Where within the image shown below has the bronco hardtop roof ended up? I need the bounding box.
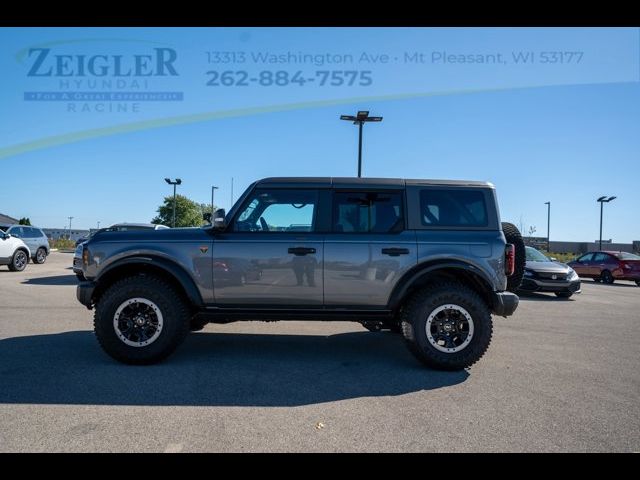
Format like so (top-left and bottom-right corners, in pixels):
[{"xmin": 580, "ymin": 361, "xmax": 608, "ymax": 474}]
[{"xmin": 256, "ymin": 177, "xmax": 494, "ymax": 188}]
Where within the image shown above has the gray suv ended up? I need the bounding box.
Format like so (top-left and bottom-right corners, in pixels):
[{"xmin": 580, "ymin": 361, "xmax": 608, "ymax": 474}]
[
  {"xmin": 76, "ymin": 177, "xmax": 523, "ymax": 370},
  {"xmin": 0, "ymin": 225, "xmax": 49, "ymax": 264}
]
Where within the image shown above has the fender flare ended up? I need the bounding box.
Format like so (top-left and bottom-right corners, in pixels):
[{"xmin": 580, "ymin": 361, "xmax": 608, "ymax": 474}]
[
  {"xmin": 96, "ymin": 255, "xmax": 204, "ymax": 306},
  {"xmin": 387, "ymin": 259, "xmax": 495, "ymax": 310}
]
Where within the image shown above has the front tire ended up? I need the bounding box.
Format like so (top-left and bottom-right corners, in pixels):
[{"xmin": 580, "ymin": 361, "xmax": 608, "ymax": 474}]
[
  {"xmin": 94, "ymin": 275, "xmax": 190, "ymax": 364},
  {"xmin": 34, "ymin": 247, "xmax": 47, "ymax": 264},
  {"xmin": 555, "ymin": 292, "xmax": 573, "ymax": 298},
  {"xmin": 8, "ymin": 249, "xmax": 28, "ymax": 272},
  {"xmin": 601, "ymin": 270, "xmax": 614, "ymax": 284},
  {"xmin": 400, "ymin": 282, "xmax": 492, "ymax": 370}
]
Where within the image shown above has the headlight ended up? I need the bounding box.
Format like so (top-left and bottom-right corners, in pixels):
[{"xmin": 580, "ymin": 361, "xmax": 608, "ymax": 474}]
[{"xmin": 566, "ymin": 268, "xmax": 578, "ymax": 281}]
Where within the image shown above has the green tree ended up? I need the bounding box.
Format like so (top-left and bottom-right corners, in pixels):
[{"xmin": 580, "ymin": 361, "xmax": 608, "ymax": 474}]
[
  {"xmin": 152, "ymin": 194, "xmax": 217, "ymax": 227},
  {"xmin": 18, "ymin": 217, "xmax": 31, "ymax": 225}
]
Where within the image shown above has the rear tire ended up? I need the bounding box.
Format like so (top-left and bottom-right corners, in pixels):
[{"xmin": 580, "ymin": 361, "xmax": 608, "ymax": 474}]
[
  {"xmin": 601, "ymin": 270, "xmax": 614, "ymax": 284},
  {"xmin": 502, "ymin": 222, "xmax": 526, "ymax": 293},
  {"xmin": 8, "ymin": 249, "xmax": 28, "ymax": 272},
  {"xmin": 400, "ymin": 282, "xmax": 492, "ymax": 370},
  {"xmin": 34, "ymin": 247, "xmax": 47, "ymax": 264},
  {"xmin": 94, "ymin": 275, "xmax": 190, "ymax": 364},
  {"xmin": 555, "ymin": 292, "xmax": 573, "ymax": 298}
]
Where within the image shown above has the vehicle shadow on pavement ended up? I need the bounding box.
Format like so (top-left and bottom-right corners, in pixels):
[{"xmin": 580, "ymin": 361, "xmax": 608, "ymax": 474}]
[
  {"xmin": 0, "ymin": 330, "xmax": 468, "ymax": 407},
  {"xmin": 21, "ymin": 275, "xmax": 78, "ymax": 286}
]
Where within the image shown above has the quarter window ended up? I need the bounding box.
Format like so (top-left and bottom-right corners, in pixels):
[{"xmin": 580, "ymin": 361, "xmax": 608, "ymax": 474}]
[{"xmin": 420, "ymin": 189, "xmax": 488, "ymax": 227}]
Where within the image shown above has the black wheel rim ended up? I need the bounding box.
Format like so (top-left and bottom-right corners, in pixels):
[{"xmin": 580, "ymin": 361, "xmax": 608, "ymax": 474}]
[
  {"xmin": 425, "ymin": 304, "xmax": 474, "ymax": 353},
  {"xmin": 113, "ymin": 298, "xmax": 164, "ymax": 347}
]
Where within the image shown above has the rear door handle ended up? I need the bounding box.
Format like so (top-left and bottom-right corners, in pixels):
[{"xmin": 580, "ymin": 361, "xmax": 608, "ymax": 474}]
[
  {"xmin": 288, "ymin": 247, "xmax": 316, "ymax": 256},
  {"xmin": 381, "ymin": 247, "xmax": 410, "ymax": 256}
]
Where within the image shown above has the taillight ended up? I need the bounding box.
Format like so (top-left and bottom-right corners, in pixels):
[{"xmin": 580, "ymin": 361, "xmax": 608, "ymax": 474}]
[{"xmin": 505, "ymin": 244, "xmax": 515, "ymax": 276}]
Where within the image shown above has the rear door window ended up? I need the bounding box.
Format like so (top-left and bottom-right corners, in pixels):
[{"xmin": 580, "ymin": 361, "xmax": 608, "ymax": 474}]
[
  {"xmin": 332, "ymin": 191, "xmax": 404, "ymax": 233},
  {"xmin": 420, "ymin": 189, "xmax": 488, "ymax": 227}
]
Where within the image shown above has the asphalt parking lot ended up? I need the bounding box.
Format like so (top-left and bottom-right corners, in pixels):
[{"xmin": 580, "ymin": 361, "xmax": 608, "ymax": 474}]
[{"xmin": 0, "ymin": 252, "xmax": 638, "ymax": 452}]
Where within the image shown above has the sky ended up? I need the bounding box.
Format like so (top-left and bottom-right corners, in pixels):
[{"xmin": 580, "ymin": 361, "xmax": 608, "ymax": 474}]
[{"xmin": 0, "ymin": 27, "xmax": 638, "ymax": 242}]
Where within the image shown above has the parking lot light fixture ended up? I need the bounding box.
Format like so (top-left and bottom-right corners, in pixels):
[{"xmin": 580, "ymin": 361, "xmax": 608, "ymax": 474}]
[
  {"xmin": 544, "ymin": 202, "xmax": 551, "ymax": 252},
  {"xmin": 340, "ymin": 110, "xmax": 383, "ymax": 178},
  {"xmin": 597, "ymin": 196, "xmax": 617, "ymax": 250},
  {"xmin": 165, "ymin": 178, "xmax": 182, "ymax": 228}
]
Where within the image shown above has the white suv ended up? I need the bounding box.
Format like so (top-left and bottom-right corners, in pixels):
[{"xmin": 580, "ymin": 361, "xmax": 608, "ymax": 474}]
[{"xmin": 0, "ymin": 230, "xmax": 30, "ymax": 271}]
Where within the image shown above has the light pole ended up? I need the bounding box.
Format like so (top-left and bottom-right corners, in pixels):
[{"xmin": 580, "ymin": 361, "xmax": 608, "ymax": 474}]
[
  {"xmin": 597, "ymin": 196, "xmax": 616, "ymax": 250},
  {"xmin": 211, "ymin": 185, "xmax": 219, "ymax": 217},
  {"xmin": 164, "ymin": 178, "xmax": 182, "ymax": 228},
  {"xmin": 340, "ymin": 110, "xmax": 383, "ymax": 177},
  {"xmin": 67, "ymin": 216, "xmax": 73, "ymax": 239},
  {"xmin": 97, "ymin": 221, "xmax": 100, "ymax": 229},
  {"xmin": 544, "ymin": 201, "xmax": 550, "ymax": 252},
  {"xmin": 230, "ymin": 177, "xmax": 234, "ymax": 207}
]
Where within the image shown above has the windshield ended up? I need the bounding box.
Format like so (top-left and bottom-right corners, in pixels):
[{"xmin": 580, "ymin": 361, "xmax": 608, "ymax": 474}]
[
  {"xmin": 0, "ymin": 226, "xmax": 8, "ymax": 232},
  {"xmin": 525, "ymin": 246, "xmax": 550, "ymax": 262},
  {"xmin": 614, "ymin": 252, "xmax": 640, "ymax": 260}
]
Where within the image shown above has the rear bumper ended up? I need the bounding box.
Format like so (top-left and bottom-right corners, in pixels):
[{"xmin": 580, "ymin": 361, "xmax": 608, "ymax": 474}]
[
  {"xmin": 76, "ymin": 281, "xmax": 96, "ymax": 309},
  {"xmin": 491, "ymin": 291, "xmax": 519, "ymax": 317}
]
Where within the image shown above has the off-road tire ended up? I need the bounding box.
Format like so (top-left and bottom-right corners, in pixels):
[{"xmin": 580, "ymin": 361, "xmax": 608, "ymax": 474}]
[
  {"xmin": 400, "ymin": 282, "xmax": 492, "ymax": 370},
  {"xmin": 502, "ymin": 222, "xmax": 526, "ymax": 293},
  {"xmin": 94, "ymin": 275, "xmax": 190, "ymax": 364}
]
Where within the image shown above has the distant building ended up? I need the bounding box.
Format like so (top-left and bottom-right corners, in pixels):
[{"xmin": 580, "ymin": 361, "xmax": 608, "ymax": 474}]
[
  {"xmin": 524, "ymin": 236, "xmax": 640, "ymax": 254},
  {"xmin": 42, "ymin": 228, "xmax": 90, "ymax": 242},
  {"xmin": 0, "ymin": 212, "xmax": 19, "ymax": 225}
]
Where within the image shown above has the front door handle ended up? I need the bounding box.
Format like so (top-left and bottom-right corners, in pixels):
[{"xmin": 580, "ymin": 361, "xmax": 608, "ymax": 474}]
[
  {"xmin": 381, "ymin": 247, "xmax": 410, "ymax": 256},
  {"xmin": 288, "ymin": 247, "xmax": 316, "ymax": 256}
]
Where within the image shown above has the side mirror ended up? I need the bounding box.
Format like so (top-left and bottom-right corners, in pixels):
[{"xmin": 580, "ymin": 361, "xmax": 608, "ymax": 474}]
[
  {"xmin": 213, "ymin": 209, "xmax": 226, "ymax": 230},
  {"xmin": 202, "ymin": 212, "xmax": 212, "ymax": 223}
]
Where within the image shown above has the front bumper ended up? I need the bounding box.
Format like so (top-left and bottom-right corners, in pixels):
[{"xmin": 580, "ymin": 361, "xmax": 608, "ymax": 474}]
[
  {"xmin": 491, "ymin": 291, "xmax": 519, "ymax": 317},
  {"xmin": 519, "ymin": 277, "xmax": 581, "ymax": 294},
  {"xmin": 72, "ymin": 256, "xmax": 83, "ymax": 274},
  {"xmin": 76, "ymin": 281, "xmax": 96, "ymax": 309}
]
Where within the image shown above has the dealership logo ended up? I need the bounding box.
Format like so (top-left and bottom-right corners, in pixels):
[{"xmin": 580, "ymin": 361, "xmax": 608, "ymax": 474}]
[
  {"xmin": 21, "ymin": 44, "xmax": 184, "ymax": 113},
  {"xmin": 26, "ymin": 48, "xmax": 179, "ymax": 77}
]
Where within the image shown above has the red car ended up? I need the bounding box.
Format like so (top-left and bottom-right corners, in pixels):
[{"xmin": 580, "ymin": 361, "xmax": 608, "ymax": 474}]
[{"xmin": 568, "ymin": 251, "xmax": 640, "ymax": 286}]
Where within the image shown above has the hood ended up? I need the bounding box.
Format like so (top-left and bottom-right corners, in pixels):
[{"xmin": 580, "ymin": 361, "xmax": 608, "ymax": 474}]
[
  {"xmin": 89, "ymin": 226, "xmax": 211, "ymax": 243},
  {"xmin": 525, "ymin": 261, "xmax": 570, "ymax": 273}
]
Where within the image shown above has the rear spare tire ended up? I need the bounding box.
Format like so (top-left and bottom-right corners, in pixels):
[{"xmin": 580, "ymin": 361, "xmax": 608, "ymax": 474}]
[{"xmin": 502, "ymin": 222, "xmax": 526, "ymax": 293}]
